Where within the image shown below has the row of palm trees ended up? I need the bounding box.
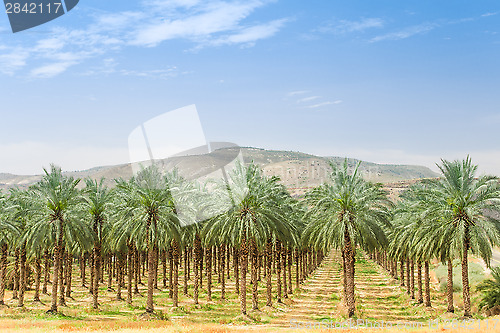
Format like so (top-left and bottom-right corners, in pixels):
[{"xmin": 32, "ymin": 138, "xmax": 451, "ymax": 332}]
[
  {"xmin": 0, "ymin": 156, "xmax": 499, "ymax": 319},
  {"xmin": 0, "ymin": 162, "xmax": 322, "ymax": 316},
  {"xmin": 373, "ymin": 157, "xmax": 500, "ymax": 317}
]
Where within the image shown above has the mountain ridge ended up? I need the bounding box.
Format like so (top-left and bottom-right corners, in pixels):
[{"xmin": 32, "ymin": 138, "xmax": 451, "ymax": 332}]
[{"xmin": 0, "ymin": 147, "xmax": 438, "ymax": 192}]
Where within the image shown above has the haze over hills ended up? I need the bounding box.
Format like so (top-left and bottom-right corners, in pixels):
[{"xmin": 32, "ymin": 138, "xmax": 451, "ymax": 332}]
[{"xmin": 0, "ymin": 147, "xmax": 438, "ymax": 192}]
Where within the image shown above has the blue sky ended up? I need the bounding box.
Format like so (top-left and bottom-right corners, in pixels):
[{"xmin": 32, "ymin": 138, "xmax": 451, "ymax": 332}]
[{"xmin": 1, "ymin": 0, "xmax": 500, "ymax": 175}]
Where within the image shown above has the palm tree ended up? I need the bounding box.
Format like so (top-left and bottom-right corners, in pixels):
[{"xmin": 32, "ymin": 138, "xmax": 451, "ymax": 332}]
[
  {"xmin": 81, "ymin": 178, "xmax": 114, "ymax": 309},
  {"xmin": 0, "ymin": 192, "xmax": 18, "ymax": 306},
  {"xmin": 203, "ymin": 162, "xmax": 296, "ymax": 315},
  {"xmin": 26, "ymin": 165, "xmax": 84, "ymax": 313},
  {"xmin": 304, "ymin": 160, "xmax": 392, "ymax": 317},
  {"xmin": 8, "ymin": 188, "xmax": 35, "ymax": 307},
  {"xmin": 418, "ymin": 157, "xmax": 500, "ymax": 317},
  {"xmin": 113, "ymin": 166, "xmax": 180, "ymax": 313}
]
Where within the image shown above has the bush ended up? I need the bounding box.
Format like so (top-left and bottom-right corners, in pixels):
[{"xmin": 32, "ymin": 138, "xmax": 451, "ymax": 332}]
[{"xmin": 477, "ymin": 267, "xmax": 500, "ymax": 311}]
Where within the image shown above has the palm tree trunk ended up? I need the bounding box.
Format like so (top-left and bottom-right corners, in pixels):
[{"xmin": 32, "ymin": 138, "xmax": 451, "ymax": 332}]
[
  {"xmin": 282, "ymin": 247, "xmax": 287, "ymax": 299},
  {"xmin": 194, "ymin": 234, "xmax": 201, "ymax": 305},
  {"xmin": 107, "ymin": 255, "xmax": 113, "ymax": 291},
  {"xmin": 58, "ymin": 248, "xmax": 66, "ymax": 307},
  {"xmin": 161, "ymin": 250, "xmax": 167, "ymax": 289},
  {"xmin": 206, "ymin": 246, "xmax": 212, "ymax": 301},
  {"xmin": 220, "ymin": 243, "xmax": 226, "ymax": 300},
  {"xmin": 18, "ymin": 244, "xmax": 26, "ymax": 307},
  {"xmin": 234, "ymin": 247, "xmax": 239, "ymax": 294},
  {"xmin": 116, "ymin": 253, "xmax": 123, "ymax": 301},
  {"xmin": 257, "ymin": 252, "xmax": 264, "ymax": 282},
  {"xmin": 92, "ymin": 246, "xmax": 100, "ymax": 309},
  {"xmin": 66, "ymin": 253, "xmax": 73, "ymax": 298},
  {"xmin": 90, "ymin": 254, "xmax": 95, "ymax": 294},
  {"xmin": 127, "ymin": 243, "xmax": 133, "ymax": 305},
  {"xmin": 168, "ymin": 247, "xmax": 173, "ymax": 299},
  {"xmin": 188, "ymin": 247, "xmax": 192, "ymax": 281},
  {"xmin": 80, "ymin": 254, "xmax": 86, "ymax": 287},
  {"xmin": 226, "ymin": 244, "xmax": 230, "ymax": 281},
  {"xmin": 134, "ymin": 248, "xmax": 140, "ymax": 295},
  {"xmin": 405, "ymin": 258, "xmax": 410, "ymax": 295},
  {"xmin": 410, "ymin": 260, "xmax": 415, "ymax": 299},
  {"xmin": 250, "ymin": 238, "xmax": 258, "ymax": 310},
  {"xmin": 34, "ymin": 257, "xmax": 42, "ymax": 302},
  {"xmin": 341, "ymin": 248, "xmax": 346, "ymax": 298},
  {"xmin": 153, "ymin": 247, "xmax": 159, "ymax": 290},
  {"xmin": 13, "ymin": 248, "xmax": 19, "ymax": 299},
  {"xmin": 49, "ymin": 220, "xmax": 63, "ymax": 313},
  {"xmin": 172, "ymin": 239, "xmax": 180, "ymax": 307},
  {"xmin": 0, "ymin": 244, "xmax": 6, "ymax": 305},
  {"xmin": 417, "ymin": 262, "xmax": 423, "ymax": 304},
  {"xmin": 200, "ymin": 247, "xmax": 204, "ymax": 288},
  {"xmin": 240, "ymin": 236, "xmax": 248, "ymax": 315},
  {"xmin": 266, "ymin": 238, "xmax": 272, "ymax": 307},
  {"xmin": 295, "ymin": 249, "xmax": 299, "ymax": 290},
  {"xmin": 43, "ymin": 250, "xmax": 50, "ymax": 294},
  {"xmin": 146, "ymin": 244, "xmax": 155, "ymax": 312},
  {"xmin": 462, "ymin": 240, "xmax": 471, "ymax": 317},
  {"xmin": 213, "ymin": 246, "xmax": 217, "ymax": 276},
  {"xmin": 276, "ymin": 240, "xmax": 282, "ymax": 303},
  {"xmin": 137, "ymin": 251, "xmax": 143, "ymax": 286},
  {"xmin": 344, "ymin": 228, "xmax": 356, "ymax": 318},
  {"xmin": 446, "ymin": 258, "xmax": 454, "ymax": 312},
  {"xmin": 183, "ymin": 247, "xmax": 188, "ymax": 295},
  {"xmin": 424, "ymin": 261, "xmax": 431, "ymax": 307},
  {"xmin": 300, "ymin": 251, "xmax": 305, "ymax": 282},
  {"xmin": 400, "ymin": 260, "xmax": 404, "ymax": 286},
  {"xmin": 287, "ymin": 248, "xmax": 293, "ymax": 295},
  {"xmin": 217, "ymin": 246, "xmax": 221, "ymax": 284}
]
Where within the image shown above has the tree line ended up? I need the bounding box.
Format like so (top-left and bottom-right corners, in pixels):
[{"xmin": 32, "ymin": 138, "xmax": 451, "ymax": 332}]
[{"xmin": 0, "ymin": 156, "xmax": 499, "ymax": 319}]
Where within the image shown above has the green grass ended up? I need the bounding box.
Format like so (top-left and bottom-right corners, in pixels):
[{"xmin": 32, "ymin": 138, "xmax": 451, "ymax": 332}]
[{"xmin": 435, "ymin": 259, "xmax": 486, "ymax": 292}]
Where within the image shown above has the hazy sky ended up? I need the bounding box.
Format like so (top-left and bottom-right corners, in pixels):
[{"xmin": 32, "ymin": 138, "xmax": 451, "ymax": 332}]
[{"xmin": 1, "ymin": 0, "xmax": 500, "ymax": 175}]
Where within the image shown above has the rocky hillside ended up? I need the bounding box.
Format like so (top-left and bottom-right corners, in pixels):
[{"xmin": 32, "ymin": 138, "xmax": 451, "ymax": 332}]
[{"xmin": 0, "ymin": 147, "xmax": 438, "ymax": 192}]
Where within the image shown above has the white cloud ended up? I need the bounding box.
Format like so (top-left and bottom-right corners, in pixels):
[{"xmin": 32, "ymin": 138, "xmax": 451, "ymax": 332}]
[
  {"xmin": 370, "ymin": 12, "xmax": 497, "ymax": 43},
  {"xmin": 30, "ymin": 61, "xmax": 77, "ymax": 78},
  {"xmin": 320, "ymin": 18, "xmax": 384, "ymax": 34},
  {"xmin": 142, "ymin": 0, "xmax": 202, "ymax": 11},
  {"xmin": 287, "ymin": 90, "xmax": 308, "ymax": 96},
  {"xmin": 95, "ymin": 11, "xmax": 145, "ymax": 31},
  {"xmin": 207, "ymin": 18, "xmax": 288, "ymax": 47},
  {"xmin": 130, "ymin": 1, "xmax": 279, "ymax": 47},
  {"xmin": 120, "ymin": 67, "xmax": 178, "ymax": 78},
  {"xmin": 0, "ymin": 50, "xmax": 29, "ymax": 75},
  {"xmin": 297, "ymin": 96, "xmax": 320, "ymax": 103},
  {"xmin": 35, "ymin": 38, "xmax": 65, "ymax": 51},
  {"xmin": 307, "ymin": 100, "xmax": 342, "ymax": 108},
  {"xmin": 0, "ymin": 0, "xmax": 285, "ymax": 78},
  {"xmin": 371, "ymin": 22, "xmax": 438, "ymax": 42}
]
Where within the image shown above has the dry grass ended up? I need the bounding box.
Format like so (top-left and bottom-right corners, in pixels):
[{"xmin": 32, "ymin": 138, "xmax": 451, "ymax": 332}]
[{"xmin": 0, "ymin": 250, "xmax": 498, "ymax": 333}]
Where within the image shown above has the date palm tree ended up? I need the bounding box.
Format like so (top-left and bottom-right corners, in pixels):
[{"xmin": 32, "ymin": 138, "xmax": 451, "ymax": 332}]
[
  {"xmin": 418, "ymin": 157, "xmax": 500, "ymax": 317},
  {"xmin": 204, "ymin": 162, "xmax": 296, "ymax": 315},
  {"xmin": 113, "ymin": 165, "xmax": 180, "ymax": 314},
  {"xmin": 26, "ymin": 165, "xmax": 85, "ymax": 313},
  {"xmin": 0, "ymin": 192, "xmax": 18, "ymax": 306},
  {"xmin": 304, "ymin": 160, "xmax": 392, "ymax": 317},
  {"xmin": 80, "ymin": 178, "xmax": 114, "ymax": 309}
]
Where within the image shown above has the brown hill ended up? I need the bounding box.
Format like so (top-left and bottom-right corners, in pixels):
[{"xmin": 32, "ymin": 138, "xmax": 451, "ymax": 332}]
[{"xmin": 0, "ymin": 147, "xmax": 438, "ymax": 192}]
